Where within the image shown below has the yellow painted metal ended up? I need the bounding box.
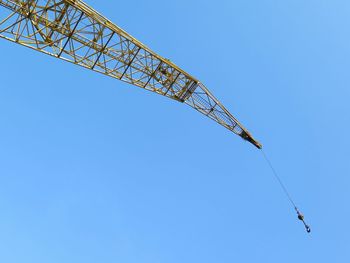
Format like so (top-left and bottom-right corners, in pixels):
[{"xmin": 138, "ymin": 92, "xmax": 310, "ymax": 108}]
[{"xmin": 0, "ymin": 0, "xmax": 261, "ymax": 148}]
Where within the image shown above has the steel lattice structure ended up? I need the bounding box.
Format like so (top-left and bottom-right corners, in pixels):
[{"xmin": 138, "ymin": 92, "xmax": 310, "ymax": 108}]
[{"xmin": 0, "ymin": 0, "xmax": 261, "ymax": 148}]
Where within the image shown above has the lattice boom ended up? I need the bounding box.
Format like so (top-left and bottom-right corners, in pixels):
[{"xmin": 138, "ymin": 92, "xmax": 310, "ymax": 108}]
[{"xmin": 0, "ymin": 0, "xmax": 261, "ymax": 148}]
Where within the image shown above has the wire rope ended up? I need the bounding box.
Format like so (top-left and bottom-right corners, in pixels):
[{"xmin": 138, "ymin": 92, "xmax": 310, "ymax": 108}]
[{"xmin": 260, "ymin": 149, "xmax": 311, "ymax": 233}]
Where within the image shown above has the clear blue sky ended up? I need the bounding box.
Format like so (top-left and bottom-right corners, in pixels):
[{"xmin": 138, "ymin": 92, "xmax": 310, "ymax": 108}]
[{"xmin": 0, "ymin": 0, "xmax": 349, "ymax": 262}]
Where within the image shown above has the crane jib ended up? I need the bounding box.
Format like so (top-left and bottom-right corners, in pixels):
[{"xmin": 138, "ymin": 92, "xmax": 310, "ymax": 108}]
[{"xmin": 0, "ymin": 0, "xmax": 261, "ymax": 148}]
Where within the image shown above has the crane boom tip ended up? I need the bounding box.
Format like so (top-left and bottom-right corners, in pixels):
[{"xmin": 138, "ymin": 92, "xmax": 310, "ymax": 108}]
[{"xmin": 241, "ymin": 131, "xmax": 262, "ymax": 149}]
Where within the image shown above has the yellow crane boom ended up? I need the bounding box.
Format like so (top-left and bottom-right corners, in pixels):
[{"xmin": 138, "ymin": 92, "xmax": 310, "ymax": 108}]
[{"xmin": 0, "ymin": 0, "xmax": 261, "ymax": 148}]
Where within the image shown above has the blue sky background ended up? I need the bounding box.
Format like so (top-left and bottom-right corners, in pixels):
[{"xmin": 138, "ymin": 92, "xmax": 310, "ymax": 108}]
[{"xmin": 0, "ymin": 0, "xmax": 349, "ymax": 262}]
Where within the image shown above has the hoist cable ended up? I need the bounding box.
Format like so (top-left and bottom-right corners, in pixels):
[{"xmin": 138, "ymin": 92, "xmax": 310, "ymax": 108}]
[
  {"xmin": 260, "ymin": 149, "xmax": 311, "ymax": 233},
  {"xmin": 261, "ymin": 150, "xmax": 297, "ymax": 209}
]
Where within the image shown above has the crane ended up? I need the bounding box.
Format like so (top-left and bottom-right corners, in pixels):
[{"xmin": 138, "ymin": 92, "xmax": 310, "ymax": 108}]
[
  {"xmin": 0, "ymin": 0, "xmax": 312, "ymax": 233},
  {"xmin": 0, "ymin": 0, "xmax": 261, "ymax": 149}
]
